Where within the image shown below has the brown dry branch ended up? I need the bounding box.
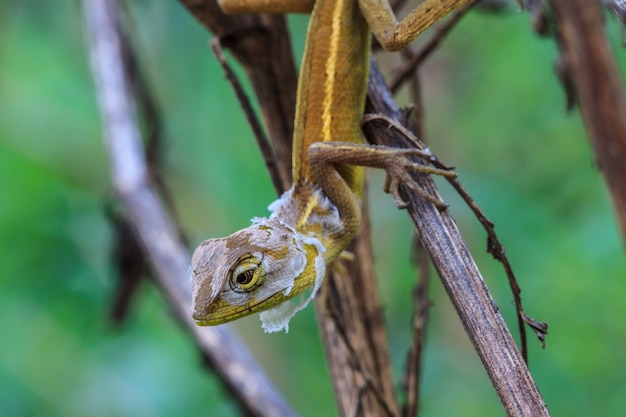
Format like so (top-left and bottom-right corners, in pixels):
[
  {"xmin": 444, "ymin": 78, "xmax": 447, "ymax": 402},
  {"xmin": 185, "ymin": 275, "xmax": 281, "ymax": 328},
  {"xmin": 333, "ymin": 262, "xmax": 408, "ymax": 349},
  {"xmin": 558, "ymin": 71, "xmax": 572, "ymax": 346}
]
[
  {"xmin": 549, "ymin": 0, "xmax": 626, "ymax": 243},
  {"xmin": 395, "ymin": 26, "xmax": 540, "ymax": 410},
  {"xmin": 210, "ymin": 38, "xmax": 284, "ymax": 194},
  {"xmin": 315, "ymin": 195, "xmax": 401, "ymax": 416},
  {"xmin": 364, "ymin": 61, "xmax": 550, "ymax": 417},
  {"xmin": 83, "ymin": 0, "xmax": 297, "ymax": 415}
]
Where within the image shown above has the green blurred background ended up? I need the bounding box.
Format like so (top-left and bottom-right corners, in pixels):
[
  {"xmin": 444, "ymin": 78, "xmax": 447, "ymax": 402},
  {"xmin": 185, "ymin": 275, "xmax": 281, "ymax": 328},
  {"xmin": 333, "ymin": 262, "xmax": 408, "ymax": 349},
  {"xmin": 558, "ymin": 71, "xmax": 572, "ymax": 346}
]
[{"xmin": 1, "ymin": 1, "xmax": 625, "ymax": 416}]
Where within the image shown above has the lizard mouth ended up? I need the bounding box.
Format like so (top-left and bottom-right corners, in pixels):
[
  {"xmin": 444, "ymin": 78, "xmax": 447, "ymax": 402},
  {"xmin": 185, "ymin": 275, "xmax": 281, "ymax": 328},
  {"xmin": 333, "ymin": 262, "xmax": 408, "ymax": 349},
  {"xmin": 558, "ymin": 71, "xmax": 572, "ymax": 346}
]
[{"xmin": 192, "ymin": 289, "xmax": 289, "ymax": 326}]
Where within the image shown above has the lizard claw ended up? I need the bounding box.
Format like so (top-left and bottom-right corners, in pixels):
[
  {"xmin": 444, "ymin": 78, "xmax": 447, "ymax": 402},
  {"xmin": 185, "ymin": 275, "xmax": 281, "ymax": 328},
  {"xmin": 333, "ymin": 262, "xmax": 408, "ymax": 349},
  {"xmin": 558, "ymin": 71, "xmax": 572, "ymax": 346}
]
[
  {"xmin": 382, "ymin": 150, "xmax": 455, "ymax": 210},
  {"xmin": 384, "ymin": 173, "xmax": 410, "ymax": 209}
]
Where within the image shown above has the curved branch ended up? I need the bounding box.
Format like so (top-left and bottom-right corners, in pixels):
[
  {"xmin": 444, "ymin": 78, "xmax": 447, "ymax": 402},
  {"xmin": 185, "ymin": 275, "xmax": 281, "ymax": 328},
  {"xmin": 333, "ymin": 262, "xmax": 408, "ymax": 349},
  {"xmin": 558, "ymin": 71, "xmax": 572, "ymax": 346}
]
[{"xmin": 83, "ymin": 1, "xmax": 297, "ymax": 415}]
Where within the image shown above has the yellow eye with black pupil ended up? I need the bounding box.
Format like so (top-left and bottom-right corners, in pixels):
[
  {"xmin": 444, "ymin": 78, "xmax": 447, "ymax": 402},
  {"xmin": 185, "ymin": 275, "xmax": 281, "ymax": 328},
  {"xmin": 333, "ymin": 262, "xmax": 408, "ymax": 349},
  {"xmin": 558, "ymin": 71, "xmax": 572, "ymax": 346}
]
[
  {"xmin": 230, "ymin": 256, "xmax": 264, "ymax": 293},
  {"xmin": 235, "ymin": 269, "xmax": 255, "ymax": 285}
]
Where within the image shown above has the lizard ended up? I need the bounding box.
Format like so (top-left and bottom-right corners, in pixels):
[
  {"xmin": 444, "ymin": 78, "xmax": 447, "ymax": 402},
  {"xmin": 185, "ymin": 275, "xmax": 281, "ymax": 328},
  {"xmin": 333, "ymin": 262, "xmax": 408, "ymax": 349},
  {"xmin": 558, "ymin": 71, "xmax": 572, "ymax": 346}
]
[{"xmin": 190, "ymin": 0, "xmax": 471, "ymax": 332}]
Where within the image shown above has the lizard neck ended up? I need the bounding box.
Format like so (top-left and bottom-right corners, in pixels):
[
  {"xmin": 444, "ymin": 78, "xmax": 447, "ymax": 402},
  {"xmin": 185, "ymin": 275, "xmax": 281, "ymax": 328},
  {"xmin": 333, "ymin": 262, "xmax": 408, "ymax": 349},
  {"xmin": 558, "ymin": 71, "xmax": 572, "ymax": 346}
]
[{"xmin": 268, "ymin": 178, "xmax": 348, "ymax": 262}]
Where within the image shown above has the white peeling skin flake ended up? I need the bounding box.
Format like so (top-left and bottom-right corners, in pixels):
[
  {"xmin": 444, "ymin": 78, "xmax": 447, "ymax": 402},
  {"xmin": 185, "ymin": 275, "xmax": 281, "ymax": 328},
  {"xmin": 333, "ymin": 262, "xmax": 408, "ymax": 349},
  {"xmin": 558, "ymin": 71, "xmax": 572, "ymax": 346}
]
[{"xmin": 259, "ymin": 235, "xmax": 326, "ymax": 333}]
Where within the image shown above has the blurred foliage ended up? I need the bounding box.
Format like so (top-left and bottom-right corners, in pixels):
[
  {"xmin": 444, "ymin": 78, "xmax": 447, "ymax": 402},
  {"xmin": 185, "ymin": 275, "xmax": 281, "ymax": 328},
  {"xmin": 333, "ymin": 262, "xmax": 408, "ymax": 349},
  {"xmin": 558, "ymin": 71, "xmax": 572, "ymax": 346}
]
[{"xmin": 1, "ymin": 0, "xmax": 625, "ymax": 416}]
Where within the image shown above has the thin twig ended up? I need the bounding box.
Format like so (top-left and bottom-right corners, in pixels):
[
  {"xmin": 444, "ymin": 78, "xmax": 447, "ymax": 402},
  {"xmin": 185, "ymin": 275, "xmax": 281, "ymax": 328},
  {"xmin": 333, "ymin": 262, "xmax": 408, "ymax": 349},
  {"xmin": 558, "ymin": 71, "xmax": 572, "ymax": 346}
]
[
  {"xmin": 177, "ymin": 0, "xmax": 297, "ymax": 189},
  {"xmin": 211, "ymin": 38, "xmax": 284, "ymax": 194},
  {"xmin": 436, "ymin": 165, "xmax": 549, "ymax": 354},
  {"xmin": 118, "ymin": 3, "xmax": 189, "ymax": 241},
  {"xmin": 83, "ymin": 0, "xmax": 297, "ymax": 415}
]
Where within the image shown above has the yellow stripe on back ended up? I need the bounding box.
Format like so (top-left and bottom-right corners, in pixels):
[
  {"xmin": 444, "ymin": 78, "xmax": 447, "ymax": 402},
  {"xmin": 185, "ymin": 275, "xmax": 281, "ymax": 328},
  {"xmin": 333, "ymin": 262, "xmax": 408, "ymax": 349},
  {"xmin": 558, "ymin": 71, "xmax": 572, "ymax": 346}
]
[
  {"xmin": 320, "ymin": 0, "xmax": 346, "ymax": 143},
  {"xmin": 291, "ymin": 0, "xmax": 370, "ymax": 195}
]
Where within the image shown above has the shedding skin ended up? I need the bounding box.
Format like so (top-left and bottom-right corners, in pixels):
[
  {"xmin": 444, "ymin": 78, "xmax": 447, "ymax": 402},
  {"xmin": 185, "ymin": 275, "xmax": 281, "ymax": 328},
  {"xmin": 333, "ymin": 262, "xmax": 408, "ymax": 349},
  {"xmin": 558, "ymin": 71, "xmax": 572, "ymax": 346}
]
[{"xmin": 190, "ymin": 214, "xmax": 326, "ymax": 332}]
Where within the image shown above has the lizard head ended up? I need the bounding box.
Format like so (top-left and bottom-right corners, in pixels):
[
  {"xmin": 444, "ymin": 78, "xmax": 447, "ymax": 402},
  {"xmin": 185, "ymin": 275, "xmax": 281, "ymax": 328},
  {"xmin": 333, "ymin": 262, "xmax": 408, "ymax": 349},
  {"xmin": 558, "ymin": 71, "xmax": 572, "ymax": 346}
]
[{"xmin": 189, "ymin": 218, "xmax": 326, "ymax": 332}]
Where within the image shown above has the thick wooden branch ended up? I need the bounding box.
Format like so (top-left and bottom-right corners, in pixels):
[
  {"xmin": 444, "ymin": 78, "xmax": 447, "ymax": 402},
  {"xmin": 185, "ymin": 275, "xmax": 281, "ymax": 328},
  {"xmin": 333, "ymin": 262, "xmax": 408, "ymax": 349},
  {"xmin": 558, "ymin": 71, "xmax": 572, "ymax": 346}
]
[
  {"xmin": 549, "ymin": 0, "xmax": 626, "ymax": 242},
  {"xmin": 364, "ymin": 61, "xmax": 550, "ymax": 417},
  {"xmin": 83, "ymin": 0, "xmax": 296, "ymax": 415},
  {"xmin": 314, "ymin": 195, "xmax": 400, "ymax": 417}
]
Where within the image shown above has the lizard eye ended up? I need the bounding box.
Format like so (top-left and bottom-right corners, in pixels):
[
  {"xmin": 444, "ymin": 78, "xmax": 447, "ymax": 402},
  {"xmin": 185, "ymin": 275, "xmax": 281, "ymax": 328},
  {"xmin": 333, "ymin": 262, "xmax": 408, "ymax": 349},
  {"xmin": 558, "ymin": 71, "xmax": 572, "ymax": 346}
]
[
  {"xmin": 235, "ymin": 269, "xmax": 254, "ymax": 285},
  {"xmin": 229, "ymin": 255, "xmax": 264, "ymax": 293}
]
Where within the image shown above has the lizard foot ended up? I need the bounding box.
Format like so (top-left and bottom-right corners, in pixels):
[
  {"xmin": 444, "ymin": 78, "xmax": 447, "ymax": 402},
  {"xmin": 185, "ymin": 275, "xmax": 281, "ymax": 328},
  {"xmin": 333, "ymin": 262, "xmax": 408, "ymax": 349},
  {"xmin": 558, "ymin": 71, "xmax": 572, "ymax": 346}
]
[{"xmin": 382, "ymin": 149, "xmax": 456, "ymax": 210}]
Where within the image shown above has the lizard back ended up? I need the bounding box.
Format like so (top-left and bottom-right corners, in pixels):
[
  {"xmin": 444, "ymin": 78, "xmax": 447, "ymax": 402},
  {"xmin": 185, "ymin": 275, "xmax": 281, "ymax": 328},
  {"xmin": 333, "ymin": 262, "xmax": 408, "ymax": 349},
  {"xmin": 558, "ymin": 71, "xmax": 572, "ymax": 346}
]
[{"xmin": 292, "ymin": 0, "xmax": 370, "ymax": 196}]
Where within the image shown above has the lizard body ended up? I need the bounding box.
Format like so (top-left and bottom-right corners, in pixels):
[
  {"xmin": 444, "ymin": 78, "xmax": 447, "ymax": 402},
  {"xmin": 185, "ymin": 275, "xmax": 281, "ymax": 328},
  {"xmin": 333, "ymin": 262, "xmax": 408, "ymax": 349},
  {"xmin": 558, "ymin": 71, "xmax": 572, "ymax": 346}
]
[{"xmin": 191, "ymin": 0, "xmax": 468, "ymax": 332}]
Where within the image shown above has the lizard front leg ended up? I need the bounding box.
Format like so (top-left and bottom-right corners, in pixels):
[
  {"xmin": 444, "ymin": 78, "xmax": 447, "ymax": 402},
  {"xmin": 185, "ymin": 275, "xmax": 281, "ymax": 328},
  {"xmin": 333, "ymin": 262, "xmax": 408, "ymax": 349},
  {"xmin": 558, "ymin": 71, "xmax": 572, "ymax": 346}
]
[{"xmin": 308, "ymin": 141, "xmax": 456, "ymax": 218}]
